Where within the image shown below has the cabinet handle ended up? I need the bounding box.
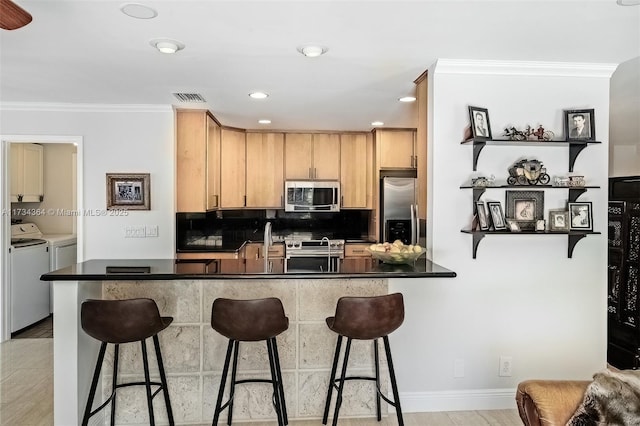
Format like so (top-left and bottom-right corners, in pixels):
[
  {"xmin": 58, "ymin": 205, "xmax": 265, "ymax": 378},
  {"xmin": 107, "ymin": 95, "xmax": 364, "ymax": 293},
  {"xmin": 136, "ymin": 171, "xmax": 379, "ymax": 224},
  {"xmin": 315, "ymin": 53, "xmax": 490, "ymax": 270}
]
[
  {"xmin": 341, "ymin": 195, "xmax": 344, "ymax": 207},
  {"xmin": 17, "ymin": 194, "xmax": 23, "ymax": 202},
  {"xmin": 243, "ymin": 195, "xmax": 246, "ymax": 207},
  {"xmin": 314, "ymin": 168, "xmax": 317, "ymax": 179},
  {"xmin": 39, "ymin": 194, "xmax": 44, "ymax": 202},
  {"xmin": 214, "ymin": 194, "xmax": 218, "ymax": 208},
  {"xmin": 309, "ymin": 167, "xmax": 312, "ymax": 179}
]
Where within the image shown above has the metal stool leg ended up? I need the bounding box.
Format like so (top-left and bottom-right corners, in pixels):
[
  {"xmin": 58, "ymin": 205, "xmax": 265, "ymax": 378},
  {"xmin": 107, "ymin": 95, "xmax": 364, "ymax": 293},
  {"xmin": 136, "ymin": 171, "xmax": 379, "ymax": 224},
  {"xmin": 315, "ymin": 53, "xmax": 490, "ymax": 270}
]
[
  {"xmin": 383, "ymin": 336, "xmax": 404, "ymax": 426},
  {"xmin": 110, "ymin": 344, "xmax": 120, "ymax": 426},
  {"xmin": 374, "ymin": 339, "xmax": 381, "ymax": 421},
  {"xmin": 141, "ymin": 339, "xmax": 156, "ymax": 426},
  {"xmin": 153, "ymin": 334, "xmax": 175, "ymax": 426},
  {"xmin": 267, "ymin": 338, "xmax": 285, "ymax": 426},
  {"xmin": 331, "ymin": 337, "xmax": 352, "ymax": 426},
  {"xmin": 271, "ymin": 337, "xmax": 288, "ymax": 424},
  {"xmin": 322, "ymin": 335, "xmax": 343, "ymax": 424},
  {"xmin": 82, "ymin": 342, "xmax": 108, "ymax": 426},
  {"xmin": 228, "ymin": 340, "xmax": 240, "ymax": 426},
  {"xmin": 213, "ymin": 340, "xmax": 234, "ymax": 426}
]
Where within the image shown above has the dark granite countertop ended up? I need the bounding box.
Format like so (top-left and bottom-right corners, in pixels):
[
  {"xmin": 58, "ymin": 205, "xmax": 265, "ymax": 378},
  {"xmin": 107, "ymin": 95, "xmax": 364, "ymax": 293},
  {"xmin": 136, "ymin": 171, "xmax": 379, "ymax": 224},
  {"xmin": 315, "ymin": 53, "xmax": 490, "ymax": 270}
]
[{"xmin": 41, "ymin": 258, "xmax": 456, "ymax": 281}]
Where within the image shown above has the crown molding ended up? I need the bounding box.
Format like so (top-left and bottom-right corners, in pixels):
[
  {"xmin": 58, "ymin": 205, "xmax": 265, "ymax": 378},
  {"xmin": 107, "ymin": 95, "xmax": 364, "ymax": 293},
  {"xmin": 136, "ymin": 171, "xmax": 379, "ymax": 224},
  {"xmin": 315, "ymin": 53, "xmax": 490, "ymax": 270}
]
[
  {"xmin": 0, "ymin": 102, "xmax": 173, "ymax": 113},
  {"xmin": 433, "ymin": 59, "xmax": 618, "ymax": 78}
]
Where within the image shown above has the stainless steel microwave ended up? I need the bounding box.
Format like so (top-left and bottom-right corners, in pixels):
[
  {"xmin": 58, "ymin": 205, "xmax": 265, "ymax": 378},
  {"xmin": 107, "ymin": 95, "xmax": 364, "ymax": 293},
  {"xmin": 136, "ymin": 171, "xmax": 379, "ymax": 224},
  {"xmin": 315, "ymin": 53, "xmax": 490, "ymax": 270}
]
[{"xmin": 284, "ymin": 180, "xmax": 340, "ymax": 212}]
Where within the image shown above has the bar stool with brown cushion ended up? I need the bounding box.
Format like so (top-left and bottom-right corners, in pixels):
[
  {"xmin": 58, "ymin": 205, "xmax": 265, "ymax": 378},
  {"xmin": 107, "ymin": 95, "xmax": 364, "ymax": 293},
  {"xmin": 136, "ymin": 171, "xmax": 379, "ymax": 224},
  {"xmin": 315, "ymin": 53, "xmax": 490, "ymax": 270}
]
[
  {"xmin": 210, "ymin": 297, "xmax": 289, "ymax": 426},
  {"xmin": 80, "ymin": 298, "xmax": 175, "ymax": 426},
  {"xmin": 322, "ymin": 293, "xmax": 405, "ymax": 426}
]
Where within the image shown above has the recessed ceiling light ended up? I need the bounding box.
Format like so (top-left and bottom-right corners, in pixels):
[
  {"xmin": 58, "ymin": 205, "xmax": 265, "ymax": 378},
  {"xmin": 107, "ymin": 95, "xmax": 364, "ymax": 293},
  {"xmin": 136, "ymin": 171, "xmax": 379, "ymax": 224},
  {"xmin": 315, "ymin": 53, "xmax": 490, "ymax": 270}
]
[
  {"xmin": 120, "ymin": 3, "xmax": 158, "ymax": 19},
  {"xmin": 399, "ymin": 96, "xmax": 416, "ymax": 103},
  {"xmin": 258, "ymin": 119, "xmax": 272, "ymax": 124},
  {"xmin": 297, "ymin": 45, "xmax": 328, "ymax": 57},
  {"xmin": 249, "ymin": 92, "xmax": 269, "ymax": 99},
  {"xmin": 617, "ymin": 0, "xmax": 640, "ymax": 5},
  {"xmin": 149, "ymin": 38, "xmax": 184, "ymax": 54},
  {"xmin": 371, "ymin": 121, "xmax": 384, "ymax": 126}
]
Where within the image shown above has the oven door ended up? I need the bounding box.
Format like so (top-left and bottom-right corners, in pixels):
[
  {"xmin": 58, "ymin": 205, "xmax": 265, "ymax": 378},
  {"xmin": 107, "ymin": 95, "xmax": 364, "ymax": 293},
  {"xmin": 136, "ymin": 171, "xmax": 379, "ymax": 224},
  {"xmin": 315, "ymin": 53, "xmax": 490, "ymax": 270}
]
[{"xmin": 284, "ymin": 255, "xmax": 340, "ymax": 273}]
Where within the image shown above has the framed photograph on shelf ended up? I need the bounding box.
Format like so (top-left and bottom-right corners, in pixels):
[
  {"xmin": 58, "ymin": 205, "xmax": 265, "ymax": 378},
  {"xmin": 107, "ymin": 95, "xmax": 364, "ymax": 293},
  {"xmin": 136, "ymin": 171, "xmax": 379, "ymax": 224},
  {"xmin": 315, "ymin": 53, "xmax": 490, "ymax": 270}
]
[
  {"xmin": 468, "ymin": 106, "xmax": 492, "ymax": 140},
  {"xmin": 505, "ymin": 190, "xmax": 544, "ymax": 230},
  {"xmin": 487, "ymin": 201, "xmax": 506, "ymax": 230},
  {"xmin": 106, "ymin": 173, "xmax": 150, "ymax": 210},
  {"xmin": 548, "ymin": 209, "xmax": 569, "ymax": 231},
  {"xmin": 564, "ymin": 108, "xmax": 595, "ymax": 141},
  {"xmin": 506, "ymin": 219, "xmax": 521, "ymax": 232},
  {"xmin": 475, "ymin": 201, "xmax": 490, "ymax": 231},
  {"xmin": 568, "ymin": 201, "xmax": 593, "ymax": 231}
]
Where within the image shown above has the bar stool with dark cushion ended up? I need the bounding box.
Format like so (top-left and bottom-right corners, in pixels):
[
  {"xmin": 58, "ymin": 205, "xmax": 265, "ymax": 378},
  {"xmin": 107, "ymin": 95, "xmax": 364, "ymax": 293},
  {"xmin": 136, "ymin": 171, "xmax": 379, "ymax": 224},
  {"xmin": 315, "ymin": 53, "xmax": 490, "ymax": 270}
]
[
  {"xmin": 210, "ymin": 297, "xmax": 289, "ymax": 426},
  {"xmin": 322, "ymin": 293, "xmax": 405, "ymax": 426},
  {"xmin": 80, "ymin": 298, "xmax": 175, "ymax": 426}
]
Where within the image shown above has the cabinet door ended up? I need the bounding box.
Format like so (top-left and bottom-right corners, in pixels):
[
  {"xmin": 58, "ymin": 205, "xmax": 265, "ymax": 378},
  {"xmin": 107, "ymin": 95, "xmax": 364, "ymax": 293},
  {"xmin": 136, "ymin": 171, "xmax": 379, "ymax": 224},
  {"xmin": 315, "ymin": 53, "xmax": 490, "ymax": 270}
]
[
  {"xmin": 378, "ymin": 130, "xmax": 416, "ymax": 169},
  {"xmin": 22, "ymin": 144, "xmax": 44, "ymax": 201},
  {"xmin": 415, "ymin": 75, "xmax": 428, "ymax": 219},
  {"xmin": 246, "ymin": 133, "xmax": 284, "ymax": 208},
  {"xmin": 285, "ymin": 133, "xmax": 313, "ymax": 179},
  {"xmin": 340, "ymin": 134, "xmax": 371, "ymax": 208},
  {"xmin": 176, "ymin": 110, "xmax": 208, "ymax": 212},
  {"xmin": 10, "ymin": 144, "xmax": 24, "ymax": 201},
  {"xmin": 313, "ymin": 134, "xmax": 340, "ymax": 180},
  {"xmin": 220, "ymin": 128, "xmax": 246, "ymax": 208},
  {"xmin": 207, "ymin": 116, "xmax": 221, "ymax": 210}
]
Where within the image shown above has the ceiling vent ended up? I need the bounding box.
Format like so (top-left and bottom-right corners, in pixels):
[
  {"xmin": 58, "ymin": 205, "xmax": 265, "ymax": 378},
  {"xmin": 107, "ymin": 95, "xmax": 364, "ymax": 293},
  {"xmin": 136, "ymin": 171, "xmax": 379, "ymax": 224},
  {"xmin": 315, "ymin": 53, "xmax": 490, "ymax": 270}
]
[{"xmin": 173, "ymin": 93, "xmax": 207, "ymax": 103}]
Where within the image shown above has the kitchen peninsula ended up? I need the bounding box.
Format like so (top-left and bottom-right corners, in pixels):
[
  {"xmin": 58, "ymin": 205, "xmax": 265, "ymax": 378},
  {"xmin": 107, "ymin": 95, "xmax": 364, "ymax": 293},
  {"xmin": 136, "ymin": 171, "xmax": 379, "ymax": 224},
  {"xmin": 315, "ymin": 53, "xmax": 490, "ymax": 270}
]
[{"xmin": 43, "ymin": 258, "xmax": 455, "ymax": 425}]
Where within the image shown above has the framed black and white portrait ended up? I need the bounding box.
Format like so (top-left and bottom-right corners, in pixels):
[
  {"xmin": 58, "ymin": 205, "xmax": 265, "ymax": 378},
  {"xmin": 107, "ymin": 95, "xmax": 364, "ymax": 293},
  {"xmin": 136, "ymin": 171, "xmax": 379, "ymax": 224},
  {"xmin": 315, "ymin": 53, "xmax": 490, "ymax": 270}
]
[
  {"xmin": 568, "ymin": 201, "xmax": 593, "ymax": 231},
  {"xmin": 468, "ymin": 106, "xmax": 492, "ymax": 140},
  {"xmin": 548, "ymin": 209, "xmax": 569, "ymax": 231},
  {"xmin": 564, "ymin": 109, "xmax": 595, "ymax": 141},
  {"xmin": 487, "ymin": 201, "xmax": 506, "ymax": 231},
  {"xmin": 505, "ymin": 190, "xmax": 544, "ymax": 230},
  {"xmin": 475, "ymin": 201, "xmax": 490, "ymax": 231}
]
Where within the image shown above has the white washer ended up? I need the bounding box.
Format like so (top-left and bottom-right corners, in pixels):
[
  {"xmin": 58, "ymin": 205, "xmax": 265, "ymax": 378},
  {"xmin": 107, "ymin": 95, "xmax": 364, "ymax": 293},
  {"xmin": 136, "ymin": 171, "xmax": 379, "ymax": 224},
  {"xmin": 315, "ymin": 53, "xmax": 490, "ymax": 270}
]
[
  {"xmin": 10, "ymin": 223, "xmax": 51, "ymax": 333},
  {"xmin": 41, "ymin": 234, "xmax": 77, "ymax": 313}
]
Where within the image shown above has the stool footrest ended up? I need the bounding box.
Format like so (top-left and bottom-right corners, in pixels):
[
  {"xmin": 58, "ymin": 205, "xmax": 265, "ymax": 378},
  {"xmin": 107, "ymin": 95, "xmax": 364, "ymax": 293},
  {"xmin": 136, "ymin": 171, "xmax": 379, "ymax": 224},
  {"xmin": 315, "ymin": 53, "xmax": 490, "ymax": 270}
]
[
  {"xmin": 331, "ymin": 376, "xmax": 398, "ymax": 407},
  {"xmin": 88, "ymin": 381, "xmax": 166, "ymax": 418}
]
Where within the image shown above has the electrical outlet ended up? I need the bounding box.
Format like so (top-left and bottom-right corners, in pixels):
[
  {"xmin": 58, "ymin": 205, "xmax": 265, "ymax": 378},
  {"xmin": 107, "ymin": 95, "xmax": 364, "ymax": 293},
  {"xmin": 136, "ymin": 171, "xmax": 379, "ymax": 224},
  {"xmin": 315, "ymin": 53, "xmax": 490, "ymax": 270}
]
[
  {"xmin": 124, "ymin": 225, "xmax": 146, "ymax": 238},
  {"xmin": 145, "ymin": 225, "xmax": 158, "ymax": 237},
  {"xmin": 454, "ymin": 359, "xmax": 465, "ymax": 378},
  {"xmin": 499, "ymin": 356, "xmax": 512, "ymax": 377}
]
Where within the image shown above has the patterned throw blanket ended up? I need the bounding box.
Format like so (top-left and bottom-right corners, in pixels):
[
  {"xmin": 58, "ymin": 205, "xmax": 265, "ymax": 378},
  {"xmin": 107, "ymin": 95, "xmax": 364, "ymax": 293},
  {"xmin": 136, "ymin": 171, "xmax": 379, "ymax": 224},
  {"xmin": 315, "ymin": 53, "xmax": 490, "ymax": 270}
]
[{"xmin": 567, "ymin": 369, "xmax": 640, "ymax": 425}]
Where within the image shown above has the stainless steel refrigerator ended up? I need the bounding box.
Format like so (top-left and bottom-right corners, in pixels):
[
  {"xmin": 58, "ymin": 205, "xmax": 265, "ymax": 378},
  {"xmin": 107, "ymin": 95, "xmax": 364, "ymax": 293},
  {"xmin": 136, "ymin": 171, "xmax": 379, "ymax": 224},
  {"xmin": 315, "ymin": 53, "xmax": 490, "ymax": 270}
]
[{"xmin": 380, "ymin": 177, "xmax": 418, "ymax": 245}]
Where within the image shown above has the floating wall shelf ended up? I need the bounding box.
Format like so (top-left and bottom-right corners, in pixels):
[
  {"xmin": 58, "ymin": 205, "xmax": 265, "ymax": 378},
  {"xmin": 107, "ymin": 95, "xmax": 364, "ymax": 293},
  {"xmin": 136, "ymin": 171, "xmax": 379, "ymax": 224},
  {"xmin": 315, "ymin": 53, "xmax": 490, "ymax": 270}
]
[
  {"xmin": 460, "ymin": 139, "xmax": 602, "ymax": 172},
  {"xmin": 460, "ymin": 229, "xmax": 601, "ymax": 259}
]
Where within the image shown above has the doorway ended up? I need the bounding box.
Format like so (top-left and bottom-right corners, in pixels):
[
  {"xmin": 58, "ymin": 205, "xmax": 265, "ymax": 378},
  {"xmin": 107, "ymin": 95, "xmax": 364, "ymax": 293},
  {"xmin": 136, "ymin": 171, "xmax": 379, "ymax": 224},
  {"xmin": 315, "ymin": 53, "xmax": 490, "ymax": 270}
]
[{"xmin": 0, "ymin": 135, "xmax": 84, "ymax": 342}]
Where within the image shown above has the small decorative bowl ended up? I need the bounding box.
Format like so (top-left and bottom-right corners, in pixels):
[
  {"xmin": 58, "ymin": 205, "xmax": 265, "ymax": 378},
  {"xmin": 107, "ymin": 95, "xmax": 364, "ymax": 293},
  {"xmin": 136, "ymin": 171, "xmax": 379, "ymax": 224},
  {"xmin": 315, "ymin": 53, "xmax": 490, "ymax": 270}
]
[{"xmin": 366, "ymin": 248, "xmax": 426, "ymax": 265}]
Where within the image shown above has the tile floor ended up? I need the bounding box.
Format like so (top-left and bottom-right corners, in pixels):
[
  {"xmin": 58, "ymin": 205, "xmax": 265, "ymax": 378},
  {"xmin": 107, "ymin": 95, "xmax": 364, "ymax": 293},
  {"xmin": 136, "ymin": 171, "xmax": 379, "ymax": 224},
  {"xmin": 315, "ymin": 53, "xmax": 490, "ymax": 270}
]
[{"xmin": 0, "ymin": 337, "xmax": 522, "ymax": 425}]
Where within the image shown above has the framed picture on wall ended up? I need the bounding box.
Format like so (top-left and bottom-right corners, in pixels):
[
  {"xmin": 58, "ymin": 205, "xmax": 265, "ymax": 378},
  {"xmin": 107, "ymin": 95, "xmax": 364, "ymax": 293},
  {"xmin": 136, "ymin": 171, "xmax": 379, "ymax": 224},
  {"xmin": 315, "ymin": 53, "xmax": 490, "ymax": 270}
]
[
  {"xmin": 568, "ymin": 202, "xmax": 593, "ymax": 231},
  {"xmin": 468, "ymin": 106, "xmax": 492, "ymax": 140},
  {"xmin": 106, "ymin": 173, "xmax": 150, "ymax": 210},
  {"xmin": 564, "ymin": 108, "xmax": 595, "ymax": 141}
]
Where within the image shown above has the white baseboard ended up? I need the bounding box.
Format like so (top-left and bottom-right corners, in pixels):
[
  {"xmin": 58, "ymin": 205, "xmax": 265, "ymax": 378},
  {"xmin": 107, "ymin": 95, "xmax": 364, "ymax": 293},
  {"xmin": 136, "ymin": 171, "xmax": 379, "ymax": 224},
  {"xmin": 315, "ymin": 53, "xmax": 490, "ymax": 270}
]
[{"xmin": 395, "ymin": 388, "xmax": 518, "ymax": 413}]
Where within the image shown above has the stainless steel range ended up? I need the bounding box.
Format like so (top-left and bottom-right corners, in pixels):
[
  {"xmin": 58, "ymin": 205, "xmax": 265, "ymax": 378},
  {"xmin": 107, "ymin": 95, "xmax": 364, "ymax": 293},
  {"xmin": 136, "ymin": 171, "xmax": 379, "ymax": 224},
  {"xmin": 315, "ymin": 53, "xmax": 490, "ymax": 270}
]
[{"xmin": 284, "ymin": 235, "xmax": 345, "ymax": 273}]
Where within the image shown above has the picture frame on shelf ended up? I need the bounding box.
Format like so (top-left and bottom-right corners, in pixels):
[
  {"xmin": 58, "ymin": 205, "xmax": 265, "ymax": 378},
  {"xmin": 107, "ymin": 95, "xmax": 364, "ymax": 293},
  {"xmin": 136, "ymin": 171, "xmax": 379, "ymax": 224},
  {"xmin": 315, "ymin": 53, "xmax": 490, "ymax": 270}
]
[
  {"xmin": 564, "ymin": 108, "xmax": 595, "ymax": 141},
  {"xmin": 487, "ymin": 201, "xmax": 506, "ymax": 230},
  {"xmin": 475, "ymin": 201, "xmax": 490, "ymax": 231},
  {"xmin": 548, "ymin": 209, "xmax": 569, "ymax": 231},
  {"xmin": 468, "ymin": 106, "xmax": 492, "ymax": 140},
  {"xmin": 106, "ymin": 173, "xmax": 150, "ymax": 210},
  {"xmin": 569, "ymin": 201, "xmax": 593, "ymax": 231},
  {"xmin": 505, "ymin": 190, "xmax": 544, "ymax": 230}
]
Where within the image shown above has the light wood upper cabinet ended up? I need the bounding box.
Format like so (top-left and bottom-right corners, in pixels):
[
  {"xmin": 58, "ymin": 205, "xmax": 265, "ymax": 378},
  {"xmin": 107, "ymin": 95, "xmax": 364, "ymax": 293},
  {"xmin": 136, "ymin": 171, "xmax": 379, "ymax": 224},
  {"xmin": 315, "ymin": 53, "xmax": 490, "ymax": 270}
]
[
  {"xmin": 220, "ymin": 128, "xmax": 246, "ymax": 208},
  {"xmin": 176, "ymin": 110, "xmax": 215, "ymax": 212},
  {"xmin": 285, "ymin": 133, "xmax": 340, "ymax": 180},
  {"xmin": 10, "ymin": 143, "xmax": 44, "ymax": 203},
  {"xmin": 246, "ymin": 132, "xmax": 284, "ymax": 208},
  {"xmin": 340, "ymin": 133, "xmax": 372, "ymax": 209},
  {"xmin": 376, "ymin": 129, "xmax": 417, "ymax": 169},
  {"xmin": 207, "ymin": 116, "xmax": 221, "ymax": 210}
]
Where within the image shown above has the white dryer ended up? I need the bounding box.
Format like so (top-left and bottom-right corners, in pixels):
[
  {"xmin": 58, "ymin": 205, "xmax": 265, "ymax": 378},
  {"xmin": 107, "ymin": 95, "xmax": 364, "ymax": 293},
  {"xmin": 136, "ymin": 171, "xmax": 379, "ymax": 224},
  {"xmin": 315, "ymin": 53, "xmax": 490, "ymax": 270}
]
[{"xmin": 41, "ymin": 234, "xmax": 77, "ymax": 313}]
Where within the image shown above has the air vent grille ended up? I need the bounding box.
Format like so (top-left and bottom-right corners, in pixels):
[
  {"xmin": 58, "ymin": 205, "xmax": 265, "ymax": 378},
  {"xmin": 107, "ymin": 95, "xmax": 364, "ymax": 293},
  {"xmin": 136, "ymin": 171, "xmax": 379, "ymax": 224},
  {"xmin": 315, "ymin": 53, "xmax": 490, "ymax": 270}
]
[{"xmin": 173, "ymin": 93, "xmax": 207, "ymax": 103}]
